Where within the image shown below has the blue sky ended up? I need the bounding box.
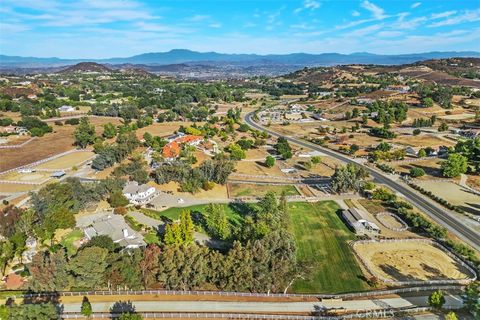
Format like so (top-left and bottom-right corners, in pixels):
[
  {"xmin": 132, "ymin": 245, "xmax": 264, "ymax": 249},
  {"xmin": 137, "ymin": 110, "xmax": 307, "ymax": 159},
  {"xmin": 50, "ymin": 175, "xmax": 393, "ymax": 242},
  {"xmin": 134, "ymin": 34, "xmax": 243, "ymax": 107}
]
[{"xmin": 1, "ymin": 0, "xmax": 479, "ymax": 58}]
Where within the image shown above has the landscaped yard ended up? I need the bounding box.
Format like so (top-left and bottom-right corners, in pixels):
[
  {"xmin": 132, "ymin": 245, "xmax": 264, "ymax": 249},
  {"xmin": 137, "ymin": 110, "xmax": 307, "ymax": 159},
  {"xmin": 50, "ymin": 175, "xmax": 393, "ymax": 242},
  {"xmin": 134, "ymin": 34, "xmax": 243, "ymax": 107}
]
[
  {"xmin": 228, "ymin": 183, "xmax": 300, "ymax": 198},
  {"xmin": 142, "ymin": 204, "xmax": 246, "ymax": 228},
  {"xmin": 288, "ymin": 201, "xmax": 370, "ymax": 293},
  {"xmin": 60, "ymin": 229, "xmax": 84, "ymax": 255}
]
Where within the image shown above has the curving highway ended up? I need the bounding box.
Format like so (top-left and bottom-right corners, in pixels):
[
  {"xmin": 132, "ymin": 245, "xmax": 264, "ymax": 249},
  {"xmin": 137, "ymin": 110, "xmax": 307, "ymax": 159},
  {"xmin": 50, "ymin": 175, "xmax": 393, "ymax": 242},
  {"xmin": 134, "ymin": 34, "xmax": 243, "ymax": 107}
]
[{"xmin": 245, "ymin": 112, "xmax": 480, "ymax": 251}]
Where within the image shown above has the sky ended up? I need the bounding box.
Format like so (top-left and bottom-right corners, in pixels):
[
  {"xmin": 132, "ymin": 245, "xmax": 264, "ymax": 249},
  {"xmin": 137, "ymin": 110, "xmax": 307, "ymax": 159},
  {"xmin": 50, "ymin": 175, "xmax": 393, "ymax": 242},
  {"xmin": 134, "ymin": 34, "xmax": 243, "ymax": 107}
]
[{"xmin": 1, "ymin": 0, "xmax": 480, "ymax": 58}]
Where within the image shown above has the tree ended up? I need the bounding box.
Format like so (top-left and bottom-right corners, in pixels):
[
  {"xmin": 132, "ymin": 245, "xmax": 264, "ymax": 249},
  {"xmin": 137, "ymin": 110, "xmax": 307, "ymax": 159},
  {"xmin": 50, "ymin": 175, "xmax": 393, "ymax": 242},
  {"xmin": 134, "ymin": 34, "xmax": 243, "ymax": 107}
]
[
  {"xmin": 205, "ymin": 204, "xmax": 230, "ymax": 240},
  {"xmin": 413, "ymin": 128, "xmax": 421, "ymax": 136},
  {"xmin": 8, "ymin": 303, "xmax": 59, "ymax": 320},
  {"xmin": 423, "ymin": 97, "xmax": 434, "ymax": 107},
  {"xmin": 441, "ymin": 153, "xmax": 468, "ymax": 178},
  {"xmin": 81, "ymin": 297, "xmax": 92, "ymax": 318},
  {"xmin": 331, "ymin": 164, "xmax": 369, "ymax": 193},
  {"xmin": 74, "ymin": 117, "xmax": 96, "ymax": 148},
  {"xmin": 349, "ymin": 144, "xmax": 359, "ymax": 155},
  {"xmin": 444, "ymin": 312, "xmax": 457, "ymax": 320},
  {"xmin": 438, "ymin": 122, "xmax": 449, "ymax": 132},
  {"xmin": 417, "ymin": 149, "xmax": 427, "ymax": 158},
  {"xmin": 275, "ymin": 137, "xmax": 292, "ymax": 159},
  {"xmin": 69, "ymin": 246, "xmax": 108, "ymax": 289},
  {"xmin": 409, "ymin": 167, "xmax": 425, "ymax": 178},
  {"xmin": 109, "ymin": 191, "xmax": 129, "ymax": 207},
  {"xmin": 265, "ymin": 155, "xmax": 275, "ymax": 168},
  {"xmin": 179, "ymin": 210, "xmax": 194, "ymax": 244},
  {"xmin": 119, "ymin": 313, "xmax": 143, "ymax": 320},
  {"xmin": 227, "ymin": 143, "xmax": 246, "ymax": 160},
  {"xmin": 102, "ymin": 123, "xmax": 117, "ymax": 139},
  {"xmin": 29, "ymin": 250, "xmax": 70, "ymax": 292},
  {"xmin": 428, "ymin": 290, "xmax": 445, "ymax": 310},
  {"xmin": 139, "ymin": 244, "xmax": 161, "ymax": 288},
  {"xmin": 463, "ymin": 283, "xmax": 480, "ymax": 319},
  {"xmin": 311, "ymin": 156, "xmax": 321, "ymax": 164}
]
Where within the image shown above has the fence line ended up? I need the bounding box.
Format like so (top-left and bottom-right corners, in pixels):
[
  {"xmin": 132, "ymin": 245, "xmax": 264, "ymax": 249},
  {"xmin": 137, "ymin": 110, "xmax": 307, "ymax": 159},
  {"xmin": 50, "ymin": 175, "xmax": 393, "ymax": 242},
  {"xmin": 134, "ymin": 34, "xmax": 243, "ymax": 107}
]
[
  {"xmin": 0, "ymin": 149, "xmax": 93, "ymax": 176},
  {"xmin": 8, "ymin": 284, "xmax": 465, "ymax": 302},
  {"xmin": 60, "ymin": 306, "xmax": 443, "ymax": 319},
  {"xmin": 375, "ymin": 212, "xmax": 409, "ymax": 232},
  {"xmin": 0, "ymin": 137, "xmax": 37, "ymax": 149}
]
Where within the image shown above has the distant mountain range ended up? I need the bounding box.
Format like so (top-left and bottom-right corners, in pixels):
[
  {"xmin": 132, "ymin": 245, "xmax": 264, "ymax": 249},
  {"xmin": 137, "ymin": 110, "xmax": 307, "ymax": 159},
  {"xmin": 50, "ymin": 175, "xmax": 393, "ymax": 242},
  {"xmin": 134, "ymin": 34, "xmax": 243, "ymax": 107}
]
[{"xmin": 1, "ymin": 49, "xmax": 480, "ymax": 68}]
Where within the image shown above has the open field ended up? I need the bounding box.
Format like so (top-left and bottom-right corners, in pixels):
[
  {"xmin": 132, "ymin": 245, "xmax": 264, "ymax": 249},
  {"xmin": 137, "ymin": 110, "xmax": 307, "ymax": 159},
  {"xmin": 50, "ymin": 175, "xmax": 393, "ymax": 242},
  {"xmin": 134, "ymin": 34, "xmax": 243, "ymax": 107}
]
[
  {"xmin": 234, "ymin": 159, "xmax": 285, "ymax": 177},
  {"xmin": 378, "ymin": 213, "xmax": 405, "ymax": 230},
  {"xmin": 393, "ymin": 134, "xmax": 454, "ymax": 148},
  {"xmin": 0, "ymin": 183, "xmax": 38, "ymax": 193},
  {"xmin": 392, "ymin": 158, "xmax": 444, "ymax": 179},
  {"xmin": 354, "ymin": 241, "xmax": 473, "ymax": 282},
  {"xmin": 289, "ymin": 201, "xmax": 370, "ymax": 293},
  {"xmin": 227, "ymin": 183, "xmax": 300, "ymax": 198},
  {"xmin": 0, "ymin": 171, "xmax": 50, "ymax": 182},
  {"xmin": 415, "ymin": 180, "xmax": 480, "ymax": 215},
  {"xmin": 0, "ymin": 117, "xmax": 120, "ymax": 172},
  {"xmin": 135, "ymin": 122, "xmax": 202, "ymax": 139},
  {"xmin": 35, "ymin": 151, "xmax": 95, "ymax": 169}
]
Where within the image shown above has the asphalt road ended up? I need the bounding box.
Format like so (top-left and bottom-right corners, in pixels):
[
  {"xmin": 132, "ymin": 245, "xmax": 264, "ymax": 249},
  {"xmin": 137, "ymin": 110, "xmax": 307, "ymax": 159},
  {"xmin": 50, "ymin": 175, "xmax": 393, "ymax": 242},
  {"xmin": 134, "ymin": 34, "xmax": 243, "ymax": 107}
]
[{"xmin": 245, "ymin": 112, "xmax": 480, "ymax": 251}]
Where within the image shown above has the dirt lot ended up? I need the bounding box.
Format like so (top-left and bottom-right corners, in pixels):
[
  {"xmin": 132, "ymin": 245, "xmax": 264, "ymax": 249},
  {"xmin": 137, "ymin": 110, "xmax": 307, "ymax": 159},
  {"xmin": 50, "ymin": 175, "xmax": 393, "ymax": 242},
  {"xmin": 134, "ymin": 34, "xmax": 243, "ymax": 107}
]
[
  {"xmin": 354, "ymin": 241, "xmax": 473, "ymax": 282},
  {"xmin": 135, "ymin": 122, "xmax": 202, "ymax": 139},
  {"xmin": 227, "ymin": 183, "xmax": 300, "ymax": 198},
  {"xmin": 415, "ymin": 180, "xmax": 480, "ymax": 215},
  {"xmin": 378, "ymin": 214, "xmax": 405, "ymax": 230},
  {"xmin": 0, "ymin": 171, "xmax": 50, "ymax": 182},
  {"xmin": 35, "ymin": 151, "xmax": 95, "ymax": 170},
  {"xmin": 0, "ymin": 183, "xmax": 38, "ymax": 193},
  {"xmin": 393, "ymin": 134, "xmax": 454, "ymax": 148},
  {"xmin": 0, "ymin": 117, "xmax": 120, "ymax": 172},
  {"xmin": 392, "ymin": 158, "xmax": 444, "ymax": 179},
  {"xmin": 234, "ymin": 160, "xmax": 285, "ymax": 177}
]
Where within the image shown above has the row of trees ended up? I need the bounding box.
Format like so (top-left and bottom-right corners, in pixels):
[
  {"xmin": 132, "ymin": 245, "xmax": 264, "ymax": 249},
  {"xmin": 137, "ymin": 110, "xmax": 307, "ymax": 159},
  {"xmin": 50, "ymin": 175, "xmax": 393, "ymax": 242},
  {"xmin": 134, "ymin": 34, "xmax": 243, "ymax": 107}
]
[
  {"xmin": 91, "ymin": 132, "xmax": 140, "ymax": 170},
  {"xmin": 154, "ymin": 157, "xmax": 235, "ymax": 193}
]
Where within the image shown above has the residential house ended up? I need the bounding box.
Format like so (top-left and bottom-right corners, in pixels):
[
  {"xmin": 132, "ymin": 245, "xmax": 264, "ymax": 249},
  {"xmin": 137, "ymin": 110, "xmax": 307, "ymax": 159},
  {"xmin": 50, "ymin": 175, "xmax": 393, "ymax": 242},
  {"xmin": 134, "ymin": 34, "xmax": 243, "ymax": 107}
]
[
  {"xmin": 162, "ymin": 134, "xmax": 203, "ymax": 161},
  {"xmin": 122, "ymin": 181, "xmax": 157, "ymax": 205},
  {"xmin": 58, "ymin": 105, "xmax": 75, "ymax": 112},
  {"xmin": 83, "ymin": 213, "xmax": 146, "ymax": 249}
]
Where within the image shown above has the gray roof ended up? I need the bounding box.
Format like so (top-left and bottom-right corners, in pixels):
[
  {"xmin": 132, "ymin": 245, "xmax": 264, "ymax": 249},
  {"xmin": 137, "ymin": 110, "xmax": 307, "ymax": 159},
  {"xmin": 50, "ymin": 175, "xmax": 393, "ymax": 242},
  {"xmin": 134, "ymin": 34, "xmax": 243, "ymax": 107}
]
[
  {"xmin": 123, "ymin": 181, "xmax": 152, "ymax": 195},
  {"xmin": 342, "ymin": 208, "xmax": 364, "ymax": 225},
  {"xmin": 82, "ymin": 213, "xmax": 146, "ymax": 248}
]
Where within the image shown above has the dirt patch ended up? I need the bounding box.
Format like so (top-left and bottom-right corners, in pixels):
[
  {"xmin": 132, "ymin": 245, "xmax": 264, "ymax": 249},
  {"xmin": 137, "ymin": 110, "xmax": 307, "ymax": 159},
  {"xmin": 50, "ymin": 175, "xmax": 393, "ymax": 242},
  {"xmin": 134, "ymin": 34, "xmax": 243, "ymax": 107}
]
[
  {"xmin": 0, "ymin": 117, "xmax": 120, "ymax": 172},
  {"xmin": 35, "ymin": 151, "xmax": 95, "ymax": 170},
  {"xmin": 354, "ymin": 241, "xmax": 473, "ymax": 282}
]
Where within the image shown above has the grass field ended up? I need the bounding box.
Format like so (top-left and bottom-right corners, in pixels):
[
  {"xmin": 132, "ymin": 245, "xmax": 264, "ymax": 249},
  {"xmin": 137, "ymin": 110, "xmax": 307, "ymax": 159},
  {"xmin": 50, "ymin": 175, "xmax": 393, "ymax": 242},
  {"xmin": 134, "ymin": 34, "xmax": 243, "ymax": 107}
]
[
  {"xmin": 60, "ymin": 229, "xmax": 84, "ymax": 256},
  {"xmin": 288, "ymin": 201, "xmax": 370, "ymax": 293},
  {"xmin": 228, "ymin": 183, "xmax": 300, "ymax": 198},
  {"xmin": 142, "ymin": 204, "xmax": 245, "ymax": 227},
  {"xmin": 35, "ymin": 151, "xmax": 94, "ymax": 169}
]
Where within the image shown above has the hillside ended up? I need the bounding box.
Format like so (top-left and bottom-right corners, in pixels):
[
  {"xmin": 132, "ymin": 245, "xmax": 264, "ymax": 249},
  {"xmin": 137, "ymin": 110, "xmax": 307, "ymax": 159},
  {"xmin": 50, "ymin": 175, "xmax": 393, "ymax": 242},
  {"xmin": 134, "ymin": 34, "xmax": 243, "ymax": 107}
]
[{"xmin": 58, "ymin": 62, "xmax": 112, "ymax": 73}]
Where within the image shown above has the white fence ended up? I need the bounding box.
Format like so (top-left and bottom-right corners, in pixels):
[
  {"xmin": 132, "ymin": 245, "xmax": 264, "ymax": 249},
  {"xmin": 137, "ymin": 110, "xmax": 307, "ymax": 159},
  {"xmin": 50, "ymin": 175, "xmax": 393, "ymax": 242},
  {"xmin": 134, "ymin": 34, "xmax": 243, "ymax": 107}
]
[
  {"xmin": 10, "ymin": 284, "xmax": 466, "ymax": 301},
  {"xmin": 351, "ymin": 238, "xmax": 477, "ymax": 286},
  {"xmin": 0, "ymin": 137, "xmax": 37, "ymax": 149},
  {"xmin": 375, "ymin": 212, "xmax": 409, "ymax": 232},
  {"xmin": 60, "ymin": 306, "xmax": 444, "ymax": 319}
]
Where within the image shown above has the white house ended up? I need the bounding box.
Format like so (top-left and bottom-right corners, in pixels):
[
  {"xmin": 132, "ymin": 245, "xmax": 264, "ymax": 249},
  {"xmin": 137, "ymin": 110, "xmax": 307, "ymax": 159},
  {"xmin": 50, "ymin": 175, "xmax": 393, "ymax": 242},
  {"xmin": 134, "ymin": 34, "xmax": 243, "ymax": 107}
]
[
  {"xmin": 122, "ymin": 181, "xmax": 156, "ymax": 205},
  {"xmin": 58, "ymin": 105, "xmax": 75, "ymax": 112}
]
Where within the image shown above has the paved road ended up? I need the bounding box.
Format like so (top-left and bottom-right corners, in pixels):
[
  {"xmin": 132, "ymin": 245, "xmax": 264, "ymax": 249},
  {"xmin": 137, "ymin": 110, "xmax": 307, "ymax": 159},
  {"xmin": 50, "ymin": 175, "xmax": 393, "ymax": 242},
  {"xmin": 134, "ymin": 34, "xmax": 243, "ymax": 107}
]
[
  {"xmin": 245, "ymin": 112, "xmax": 480, "ymax": 251},
  {"xmin": 60, "ymin": 295, "xmax": 463, "ymax": 313}
]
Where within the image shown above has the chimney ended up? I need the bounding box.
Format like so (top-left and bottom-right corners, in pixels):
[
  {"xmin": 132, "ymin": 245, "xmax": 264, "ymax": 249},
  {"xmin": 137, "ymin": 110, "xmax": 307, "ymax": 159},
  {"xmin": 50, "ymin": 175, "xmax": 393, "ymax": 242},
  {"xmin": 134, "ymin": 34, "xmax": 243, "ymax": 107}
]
[{"xmin": 123, "ymin": 228, "xmax": 128, "ymax": 238}]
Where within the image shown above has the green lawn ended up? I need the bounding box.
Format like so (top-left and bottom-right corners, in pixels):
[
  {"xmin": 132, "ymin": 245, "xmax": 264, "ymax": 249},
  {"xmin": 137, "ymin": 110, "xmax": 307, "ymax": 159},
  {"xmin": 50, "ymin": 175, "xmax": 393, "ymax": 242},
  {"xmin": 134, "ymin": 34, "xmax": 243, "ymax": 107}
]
[
  {"xmin": 142, "ymin": 204, "xmax": 246, "ymax": 228},
  {"xmin": 60, "ymin": 229, "xmax": 84, "ymax": 256},
  {"xmin": 288, "ymin": 201, "xmax": 370, "ymax": 294},
  {"xmin": 229, "ymin": 183, "xmax": 299, "ymax": 197}
]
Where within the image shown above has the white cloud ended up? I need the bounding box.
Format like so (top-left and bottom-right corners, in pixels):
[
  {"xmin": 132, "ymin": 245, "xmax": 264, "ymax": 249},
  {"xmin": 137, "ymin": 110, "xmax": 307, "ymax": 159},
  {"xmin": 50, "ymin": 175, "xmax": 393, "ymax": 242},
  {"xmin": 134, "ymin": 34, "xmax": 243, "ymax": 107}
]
[
  {"xmin": 352, "ymin": 10, "xmax": 360, "ymax": 17},
  {"xmin": 189, "ymin": 15, "xmax": 211, "ymax": 22},
  {"xmin": 430, "ymin": 11, "xmax": 457, "ymax": 20},
  {"xmin": 344, "ymin": 23, "xmax": 383, "ymax": 37},
  {"xmin": 411, "ymin": 2, "xmax": 421, "ymax": 9},
  {"xmin": 361, "ymin": 1, "xmax": 386, "ymax": 20},
  {"xmin": 429, "ymin": 9, "xmax": 480, "ymax": 27},
  {"xmin": 294, "ymin": 0, "xmax": 321, "ymax": 14},
  {"xmin": 209, "ymin": 23, "xmax": 222, "ymax": 28},
  {"xmin": 377, "ymin": 30, "xmax": 403, "ymax": 38}
]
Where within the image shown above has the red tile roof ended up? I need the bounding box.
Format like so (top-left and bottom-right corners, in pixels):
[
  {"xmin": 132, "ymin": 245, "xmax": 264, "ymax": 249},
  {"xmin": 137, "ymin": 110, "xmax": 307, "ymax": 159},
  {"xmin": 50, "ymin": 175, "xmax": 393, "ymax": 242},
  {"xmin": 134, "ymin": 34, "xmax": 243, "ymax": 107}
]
[{"xmin": 162, "ymin": 135, "xmax": 202, "ymax": 159}]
